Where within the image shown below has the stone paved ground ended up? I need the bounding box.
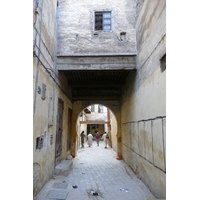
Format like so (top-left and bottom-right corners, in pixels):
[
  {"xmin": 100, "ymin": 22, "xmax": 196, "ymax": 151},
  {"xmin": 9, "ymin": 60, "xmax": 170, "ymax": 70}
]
[{"xmin": 35, "ymin": 140, "xmax": 156, "ymax": 200}]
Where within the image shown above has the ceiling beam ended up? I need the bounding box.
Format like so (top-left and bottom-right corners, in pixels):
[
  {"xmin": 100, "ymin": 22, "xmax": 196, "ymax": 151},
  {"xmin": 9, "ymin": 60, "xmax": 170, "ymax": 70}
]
[
  {"xmin": 57, "ymin": 55, "xmax": 136, "ymax": 70},
  {"xmin": 72, "ymin": 96, "xmax": 121, "ymax": 101},
  {"xmin": 69, "ymin": 82, "xmax": 125, "ymax": 87}
]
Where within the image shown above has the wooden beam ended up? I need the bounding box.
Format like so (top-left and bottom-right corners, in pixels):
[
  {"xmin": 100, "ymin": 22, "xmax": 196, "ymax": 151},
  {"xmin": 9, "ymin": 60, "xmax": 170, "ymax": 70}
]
[
  {"xmin": 72, "ymin": 96, "xmax": 121, "ymax": 101},
  {"xmin": 69, "ymin": 82, "xmax": 124, "ymax": 87}
]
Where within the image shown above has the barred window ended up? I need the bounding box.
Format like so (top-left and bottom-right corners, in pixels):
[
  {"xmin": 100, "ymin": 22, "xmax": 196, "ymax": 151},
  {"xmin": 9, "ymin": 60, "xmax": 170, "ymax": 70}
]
[{"xmin": 95, "ymin": 11, "xmax": 111, "ymax": 31}]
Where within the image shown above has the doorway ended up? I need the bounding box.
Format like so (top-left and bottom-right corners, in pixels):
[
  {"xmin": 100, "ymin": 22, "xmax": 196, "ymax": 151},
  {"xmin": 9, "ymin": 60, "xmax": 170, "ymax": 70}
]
[{"xmin": 55, "ymin": 98, "xmax": 64, "ymax": 158}]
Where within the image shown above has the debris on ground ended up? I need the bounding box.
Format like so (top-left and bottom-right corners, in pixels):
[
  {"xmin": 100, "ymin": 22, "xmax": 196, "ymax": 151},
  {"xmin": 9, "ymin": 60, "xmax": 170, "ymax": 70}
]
[
  {"xmin": 119, "ymin": 188, "xmax": 129, "ymax": 192},
  {"xmin": 93, "ymin": 192, "xmax": 98, "ymax": 196},
  {"xmin": 116, "ymin": 156, "xmax": 122, "ymax": 160},
  {"xmin": 72, "ymin": 185, "xmax": 78, "ymax": 188}
]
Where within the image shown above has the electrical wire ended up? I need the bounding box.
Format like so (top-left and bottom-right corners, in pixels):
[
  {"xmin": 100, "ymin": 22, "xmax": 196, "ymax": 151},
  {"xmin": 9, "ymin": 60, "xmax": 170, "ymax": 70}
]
[
  {"xmin": 33, "ymin": 51, "xmax": 71, "ymax": 101},
  {"xmin": 122, "ymin": 116, "xmax": 166, "ymax": 125}
]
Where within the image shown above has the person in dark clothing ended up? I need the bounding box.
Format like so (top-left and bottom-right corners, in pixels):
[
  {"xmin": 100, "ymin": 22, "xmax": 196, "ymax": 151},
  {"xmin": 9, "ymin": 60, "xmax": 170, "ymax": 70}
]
[{"xmin": 80, "ymin": 131, "xmax": 85, "ymax": 148}]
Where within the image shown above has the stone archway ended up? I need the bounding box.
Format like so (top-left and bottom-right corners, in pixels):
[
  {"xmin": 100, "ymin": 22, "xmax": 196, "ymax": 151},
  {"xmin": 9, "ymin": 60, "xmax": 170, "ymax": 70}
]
[{"xmin": 70, "ymin": 100, "xmax": 121, "ymax": 157}]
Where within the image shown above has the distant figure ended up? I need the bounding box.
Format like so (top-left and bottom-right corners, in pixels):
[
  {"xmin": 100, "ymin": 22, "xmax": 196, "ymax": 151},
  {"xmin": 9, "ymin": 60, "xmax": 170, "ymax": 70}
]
[
  {"xmin": 87, "ymin": 132, "xmax": 93, "ymax": 147},
  {"xmin": 102, "ymin": 132, "xmax": 109, "ymax": 148},
  {"xmin": 80, "ymin": 131, "xmax": 85, "ymax": 148},
  {"xmin": 96, "ymin": 131, "xmax": 100, "ymax": 146}
]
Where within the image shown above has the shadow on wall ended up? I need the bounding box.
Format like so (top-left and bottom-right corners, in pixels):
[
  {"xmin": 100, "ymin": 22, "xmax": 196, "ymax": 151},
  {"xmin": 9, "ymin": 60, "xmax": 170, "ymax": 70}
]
[{"xmin": 122, "ymin": 116, "xmax": 166, "ymax": 198}]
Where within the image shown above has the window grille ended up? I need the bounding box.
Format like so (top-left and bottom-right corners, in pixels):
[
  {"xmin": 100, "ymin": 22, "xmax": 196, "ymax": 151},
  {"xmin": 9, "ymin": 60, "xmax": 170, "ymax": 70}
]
[{"xmin": 95, "ymin": 11, "xmax": 111, "ymax": 31}]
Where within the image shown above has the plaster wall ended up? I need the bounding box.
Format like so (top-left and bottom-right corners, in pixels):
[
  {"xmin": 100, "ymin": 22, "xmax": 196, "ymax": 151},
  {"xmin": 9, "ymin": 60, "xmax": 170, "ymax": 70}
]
[
  {"xmin": 57, "ymin": 0, "xmax": 136, "ymax": 55},
  {"xmin": 121, "ymin": 0, "xmax": 166, "ymax": 198},
  {"xmin": 33, "ymin": 0, "xmax": 72, "ymax": 196},
  {"xmin": 86, "ymin": 112, "xmax": 107, "ymax": 121},
  {"xmin": 110, "ymin": 111, "xmax": 118, "ymax": 153},
  {"xmin": 33, "ymin": 65, "xmax": 72, "ymax": 197}
]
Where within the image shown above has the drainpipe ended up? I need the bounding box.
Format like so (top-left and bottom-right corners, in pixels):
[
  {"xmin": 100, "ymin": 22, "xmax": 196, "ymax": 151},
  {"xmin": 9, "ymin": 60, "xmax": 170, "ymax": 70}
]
[
  {"xmin": 33, "ymin": 0, "xmax": 39, "ymax": 51},
  {"xmin": 54, "ymin": 0, "xmax": 59, "ymax": 167},
  {"xmin": 52, "ymin": 1, "xmax": 59, "ymax": 127},
  {"xmin": 33, "ymin": 0, "xmax": 44, "ymax": 115}
]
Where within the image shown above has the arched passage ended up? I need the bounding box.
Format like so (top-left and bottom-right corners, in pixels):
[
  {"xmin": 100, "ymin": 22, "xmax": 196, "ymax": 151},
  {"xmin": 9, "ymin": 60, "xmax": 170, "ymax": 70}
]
[
  {"xmin": 75, "ymin": 104, "xmax": 118, "ymax": 152},
  {"xmin": 70, "ymin": 101, "xmax": 122, "ymax": 157}
]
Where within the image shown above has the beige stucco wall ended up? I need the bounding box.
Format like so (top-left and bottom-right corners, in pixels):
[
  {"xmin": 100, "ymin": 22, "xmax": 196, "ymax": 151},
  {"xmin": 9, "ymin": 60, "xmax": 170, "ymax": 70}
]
[
  {"xmin": 33, "ymin": 64, "xmax": 72, "ymax": 196},
  {"xmin": 33, "ymin": 0, "xmax": 72, "ymax": 196},
  {"xmin": 121, "ymin": 0, "xmax": 166, "ymax": 198},
  {"xmin": 57, "ymin": 0, "xmax": 136, "ymax": 55},
  {"xmin": 110, "ymin": 110, "xmax": 118, "ymax": 153}
]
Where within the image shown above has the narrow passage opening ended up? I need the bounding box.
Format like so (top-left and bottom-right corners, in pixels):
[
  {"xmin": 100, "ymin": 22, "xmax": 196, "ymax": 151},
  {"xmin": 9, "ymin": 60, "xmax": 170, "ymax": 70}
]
[{"xmin": 76, "ymin": 104, "xmax": 118, "ymax": 153}]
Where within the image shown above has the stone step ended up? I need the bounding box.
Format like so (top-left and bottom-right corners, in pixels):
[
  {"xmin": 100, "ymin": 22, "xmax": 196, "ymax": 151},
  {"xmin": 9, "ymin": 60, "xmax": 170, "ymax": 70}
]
[{"xmin": 54, "ymin": 160, "xmax": 73, "ymax": 176}]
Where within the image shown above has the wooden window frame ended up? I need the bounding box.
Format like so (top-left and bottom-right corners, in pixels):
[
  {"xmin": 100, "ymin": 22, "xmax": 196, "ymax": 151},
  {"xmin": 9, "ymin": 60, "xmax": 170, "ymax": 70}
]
[{"xmin": 94, "ymin": 11, "xmax": 112, "ymax": 31}]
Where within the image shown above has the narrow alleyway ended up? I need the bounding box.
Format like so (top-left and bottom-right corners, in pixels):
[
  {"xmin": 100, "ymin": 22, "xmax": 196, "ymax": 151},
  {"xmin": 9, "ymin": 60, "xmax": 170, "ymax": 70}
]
[{"xmin": 35, "ymin": 141, "xmax": 155, "ymax": 200}]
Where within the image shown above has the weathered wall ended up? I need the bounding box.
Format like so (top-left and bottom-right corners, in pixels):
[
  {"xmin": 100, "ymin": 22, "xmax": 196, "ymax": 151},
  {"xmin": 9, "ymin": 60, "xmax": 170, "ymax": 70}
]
[
  {"xmin": 57, "ymin": 0, "xmax": 136, "ymax": 55},
  {"xmin": 86, "ymin": 112, "xmax": 107, "ymax": 121},
  {"xmin": 121, "ymin": 0, "xmax": 166, "ymax": 198},
  {"xmin": 33, "ymin": 0, "xmax": 72, "ymax": 196}
]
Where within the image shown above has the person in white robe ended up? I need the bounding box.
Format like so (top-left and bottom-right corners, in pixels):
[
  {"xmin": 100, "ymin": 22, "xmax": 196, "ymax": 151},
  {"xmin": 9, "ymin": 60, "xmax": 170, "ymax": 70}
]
[{"xmin": 87, "ymin": 133, "xmax": 93, "ymax": 147}]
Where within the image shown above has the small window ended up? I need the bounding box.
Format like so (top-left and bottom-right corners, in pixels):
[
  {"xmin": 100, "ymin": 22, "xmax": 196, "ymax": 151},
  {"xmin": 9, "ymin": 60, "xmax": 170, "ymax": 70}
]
[
  {"xmin": 36, "ymin": 136, "xmax": 44, "ymax": 149},
  {"xmin": 91, "ymin": 105, "xmax": 95, "ymax": 112},
  {"xmin": 98, "ymin": 105, "xmax": 103, "ymax": 113},
  {"xmin": 160, "ymin": 54, "xmax": 166, "ymax": 72},
  {"xmin": 120, "ymin": 32, "xmax": 126, "ymax": 41},
  {"xmin": 95, "ymin": 11, "xmax": 111, "ymax": 31}
]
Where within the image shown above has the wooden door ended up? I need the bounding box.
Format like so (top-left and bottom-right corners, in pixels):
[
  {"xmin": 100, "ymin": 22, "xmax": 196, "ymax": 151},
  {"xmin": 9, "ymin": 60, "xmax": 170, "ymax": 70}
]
[
  {"xmin": 55, "ymin": 98, "xmax": 64, "ymax": 158},
  {"xmin": 67, "ymin": 107, "xmax": 72, "ymax": 151}
]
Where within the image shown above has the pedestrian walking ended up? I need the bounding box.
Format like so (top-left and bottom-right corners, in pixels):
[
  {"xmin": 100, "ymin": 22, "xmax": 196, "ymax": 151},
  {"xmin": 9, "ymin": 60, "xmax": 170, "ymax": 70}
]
[
  {"xmin": 87, "ymin": 132, "xmax": 93, "ymax": 147},
  {"xmin": 102, "ymin": 132, "xmax": 109, "ymax": 148},
  {"xmin": 80, "ymin": 131, "xmax": 85, "ymax": 148},
  {"xmin": 96, "ymin": 131, "xmax": 100, "ymax": 146}
]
